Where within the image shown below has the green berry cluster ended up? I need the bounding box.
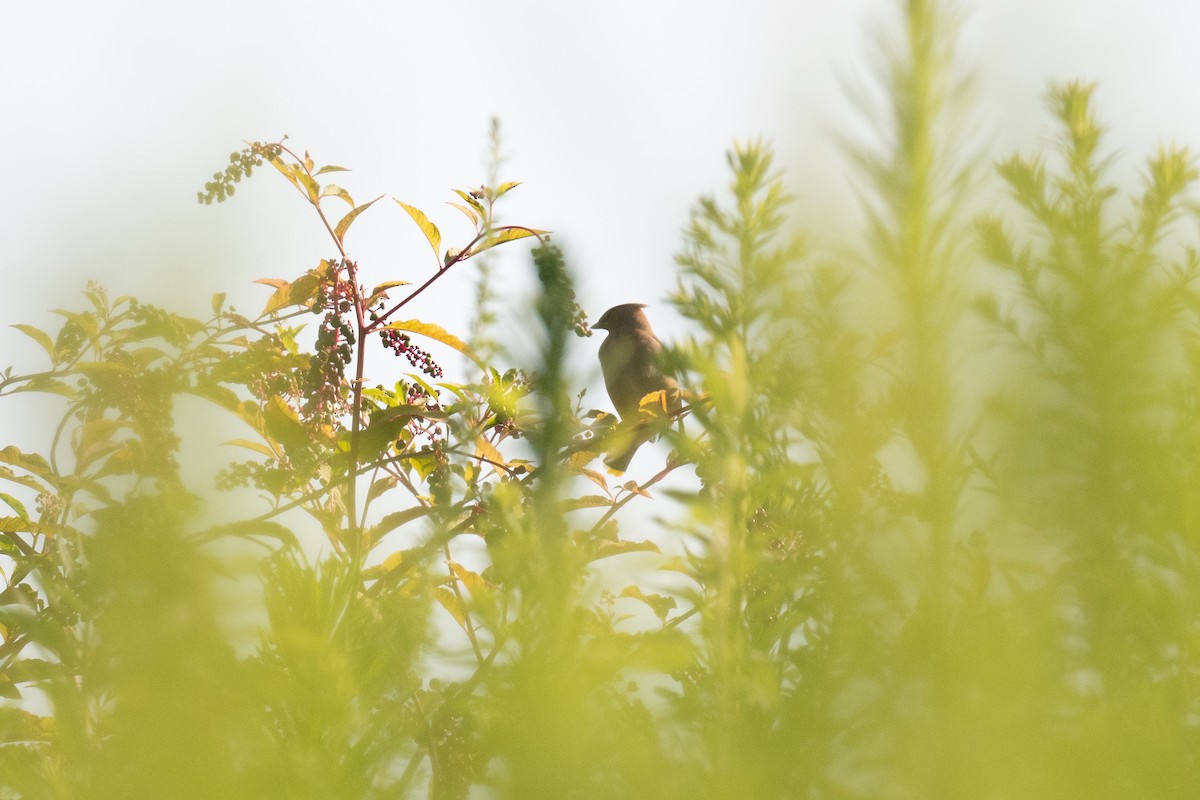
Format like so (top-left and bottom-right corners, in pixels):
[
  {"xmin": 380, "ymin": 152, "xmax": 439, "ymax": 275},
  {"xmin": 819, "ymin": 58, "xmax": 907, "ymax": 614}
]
[{"xmin": 197, "ymin": 141, "xmax": 284, "ymax": 205}]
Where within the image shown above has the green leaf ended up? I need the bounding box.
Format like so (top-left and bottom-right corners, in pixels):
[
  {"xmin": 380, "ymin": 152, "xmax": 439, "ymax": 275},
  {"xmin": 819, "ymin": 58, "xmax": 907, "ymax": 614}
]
[
  {"xmin": 562, "ymin": 495, "xmax": 613, "ymax": 511},
  {"xmin": 335, "ymin": 194, "xmax": 384, "ymax": 245},
  {"xmin": 0, "ymin": 447, "xmax": 54, "ymax": 483},
  {"xmin": 264, "ymin": 396, "xmax": 310, "ymax": 452},
  {"xmin": 0, "ymin": 493, "xmax": 30, "ymax": 520},
  {"xmin": 590, "ymin": 538, "xmax": 661, "ymax": 562},
  {"xmin": 211, "ymin": 292, "xmax": 227, "ymax": 315},
  {"xmin": 359, "ymin": 405, "xmax": 445, "ymax": 462},
  {"xmin": 0, "ymin": 515, "xmax": 35, "ymax": 534},
  {"xmin": 73, "ymin": 360, "xmax": 135, "ymax": 379},
  {"xmin": 51, "ymin": 308, "xmax": 99, "ymax": 339},
  {"xmin": 0, "ymin": 466, "xmax": 46, "ymax": 493},
  {"xmin": 395, "ymin": 200, "xmax": 443, "ymax": 262},
  {"xmin": 223, "ymin": 438, "xmax": 277, "ymax": 458},
  {"xmin": 314, "ymin": 164, "xmax": 351, "ymax": 176},
  {"xmin": 197, "ymin": 519, "xmax": 298, "ymax": 546},
  {"xmin": 10, "ymin": 376, "xmax": 76, "ymax": 399},
  {"xmin": 10, "ymin": 324, "xmax": 56, "ymax": 363},
  {"xmin": 619, "ymin": 585, "xmax": 678, "ymax": 622},
  {"xmin": 365, "ymin": 507, "xmax": 431, "ymax": 545},
  {"xmin": 187, "ymin": 382, "xmax": 241, "ymax": 413}
]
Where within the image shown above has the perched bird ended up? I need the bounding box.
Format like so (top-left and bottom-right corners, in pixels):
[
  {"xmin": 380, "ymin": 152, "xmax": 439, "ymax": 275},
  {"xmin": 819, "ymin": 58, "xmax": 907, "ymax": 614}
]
[{"xmin": 593, "ymin": 303, "xmax": 678, "ymax": 472}]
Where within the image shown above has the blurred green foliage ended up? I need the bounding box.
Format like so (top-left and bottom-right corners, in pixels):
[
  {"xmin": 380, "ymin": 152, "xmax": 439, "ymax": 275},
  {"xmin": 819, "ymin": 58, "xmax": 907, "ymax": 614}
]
[{"xmin": 3, "ymin": 1, "xmax": 1200, "ymax": 798}]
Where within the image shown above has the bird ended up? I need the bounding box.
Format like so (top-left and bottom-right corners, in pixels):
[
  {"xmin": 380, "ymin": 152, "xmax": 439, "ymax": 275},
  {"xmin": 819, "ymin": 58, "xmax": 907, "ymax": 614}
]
[{"xmin": 593, "ymin": 303, "xmax": 678, "ymax": 472}]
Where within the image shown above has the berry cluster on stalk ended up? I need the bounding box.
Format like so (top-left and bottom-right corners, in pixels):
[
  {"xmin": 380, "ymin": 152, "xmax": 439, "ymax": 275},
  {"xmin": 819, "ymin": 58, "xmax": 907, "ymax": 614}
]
[
  {"xmin": 370, "ymin": 303, "xmax": 444, "ymax": 378},
  {"xmin": 303, "ymin": 262, "xmax": 356, "ymax": 428}
]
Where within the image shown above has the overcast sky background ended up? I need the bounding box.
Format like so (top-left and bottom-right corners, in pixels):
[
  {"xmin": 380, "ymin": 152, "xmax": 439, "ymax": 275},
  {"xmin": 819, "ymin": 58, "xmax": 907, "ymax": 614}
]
[{"xmin": 4, "ymin": 0, "xmax": 1200, "ymax": 418}]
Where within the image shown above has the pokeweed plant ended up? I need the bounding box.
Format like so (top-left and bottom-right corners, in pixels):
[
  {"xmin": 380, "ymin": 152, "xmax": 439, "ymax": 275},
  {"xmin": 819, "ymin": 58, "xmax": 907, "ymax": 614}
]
[{"xmin": 0, "ymin": 135, "xmax": 693, "ymax": 799}]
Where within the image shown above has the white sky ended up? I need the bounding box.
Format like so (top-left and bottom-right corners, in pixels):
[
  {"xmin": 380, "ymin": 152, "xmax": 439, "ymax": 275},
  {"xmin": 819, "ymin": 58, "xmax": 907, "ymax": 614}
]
[{"xmin": 3, "ymin": 0, "xmax": 1200, "ymax": 398}]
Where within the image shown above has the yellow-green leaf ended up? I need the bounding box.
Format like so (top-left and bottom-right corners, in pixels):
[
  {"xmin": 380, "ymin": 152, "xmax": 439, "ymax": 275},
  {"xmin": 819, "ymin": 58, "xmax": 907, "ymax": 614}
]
[
  {"xmin": 371, "ymin": 280, "xmax": 412, "ymax": 295},
  {"xmin": 365, "ymin": 506, "xmax": 431, "ymax": 545},
  {"xmin": 494, "ymin": 180, "xmax": 522, "ymax": 198},
  {"xmin": 451, "ymin": 188, "xmax": 486, "ymax": 217},
  {"xmin": 363, "ymin": 549, "xmax": 409, "ymax": 580},
  {"xmin": 591, "ymin": 538, "xmax": 661, "ymax": 562},
  {"xmin": 471, "ymin": 226, "xmax": 547, "ymax": 256},
  {"xmin": 619, "ymin": 585, "xmax": 677, "ymax": 622},
  {"xmin": 10, "ymin": 324, "xmax": 56, "ymax": 363},
  {"xmin": 268, "ymin": 156, "xmax": 302, "ymax": 192},
  {"xmin": 264, "ymin": 396, "xmax": 309, "ymax": 451},
  {"xmin": 562, "ymin": 495, "xmax": 613, "ymax": 511},
  {"xmin": 380, "ymin": 320, "xmax": 471, "ymax": 356},
  {"xmin": 433, "ymin": 586, "xmax": 469, "ymax": 631},
  {"xmin": 395, "ymin": 200, "xmax": 442, "ymax": 262},
  {"xmin": 335, "ymin": 194, "xmax": 383, "ymax": 245},
  {"xmin": 448, "ymin": 561, "xmax": 494, "ymax": 595},
  {"xmin": 257, "ymin": 272, "xmax": 322, "ymax": 316},
  {"xmin": 73, "ymin": 361, "xmax": 135, "ymax": 378},
  {"xmin": 314, "ymin": 164, "xmax": 350, "ymax": 176},
  {"xmin": 320, "ymin": 183, "xmax": 355, "ymax": 207},
  {"xmin": 446, "ymin": 202, "xmax": 480, "ymax": 228},
  {"xmin": 296, "ymin": 170, "xmax": 320, "ymax": 203},
  {"xmin": 223, "ymin": 438, "xmax": 277, "ymax": 458},
  {"xmin": 475, "ymin": 436, "xmax": 505, "ymax": 474},
  {"xmin": 366, "ymin": 278, "xmax": 412, "ymax": 306}
]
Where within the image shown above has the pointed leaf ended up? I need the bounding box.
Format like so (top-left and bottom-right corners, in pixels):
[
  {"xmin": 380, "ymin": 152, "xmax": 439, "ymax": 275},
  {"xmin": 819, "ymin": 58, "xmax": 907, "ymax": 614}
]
[
  {"xmin": 365, "ymin": 506, "xmax": 431, "ymax": 545},
  {"xmin": 619, "ymin": 585, "xmax": 677, "ymax": 622},
  {"xmin": 0, "ymin": 447, "xmax": 54, "ymax": 483},
  {"xmin": 433, "ymin": 586, "xmax": 469, "ymax": 631},
  {"xmin": 366, "ymin": 278, "xmax": 412, "ymax": 306},
  {"xmin": 257, "ymin": 272, "xmax": 322, "ymax": 316},
  {"xmin": 471, "ymin": 226, "xmax": 547, "ymax": 256},
  {"xmin": 562, "ymin": 495, "xmax": 613, "ymax": 511},
  {"xmin": 581, "ymin": 467, "xmax": 610, "ymax": 493},
  {"xmin": 335, "ymin": 194, "xmax": 384, "ymax": 245},
  {"xmin": 363, "ymin": 549, "xmax": 411, "ymax": 580},
  {"xmin": 494, "ymin": 180, "xmax": 522, "ymax": 198},
  {"xmin": 320, "ymin": 183, "xmax": 355, "ymax": 207},
  {"xmin": 448, "ymin": 561, "xmax": 495, "ymax": 595},
  {"xmin": 264, "ymin": 396, "xmax": 309, "ymax": 451},
  {"xmin": 314, "ymin": 164, "xmax": 351, "ymax": 176},
  {"xmin": 10, "ymin": 325, "xmax": 56, "ymax": 362},
  {"xmin": 395, "ymin": 200, "xmax": 442, "ymax": 261},
  {"xmin": 446, "ymin": 202, "xmax": 481, "ymax": 228},
  {"xmin": 475, "ymin": 436, "xmax": 506, "ymax": 475},
  {"xmin": 591, "ymin": 538, "xmax": 661, "ymax": 562},
  {"xmin": 451, "ymin": 188, "xmax": 486, "ymax": 217},
  {"xmin": 380, "ymin": 320, "xmax": 471, "ymax": 356},
  {"xmin": 0, "ymin": 493, "xmax": 29, "ymax": 520},
  {"xmin": 223, "ymin": 438, "xmax": 277, "ymax": 458},
  {"xmin": 268, "ymin": 156, "xmax": 302, "ymax": 192}
]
